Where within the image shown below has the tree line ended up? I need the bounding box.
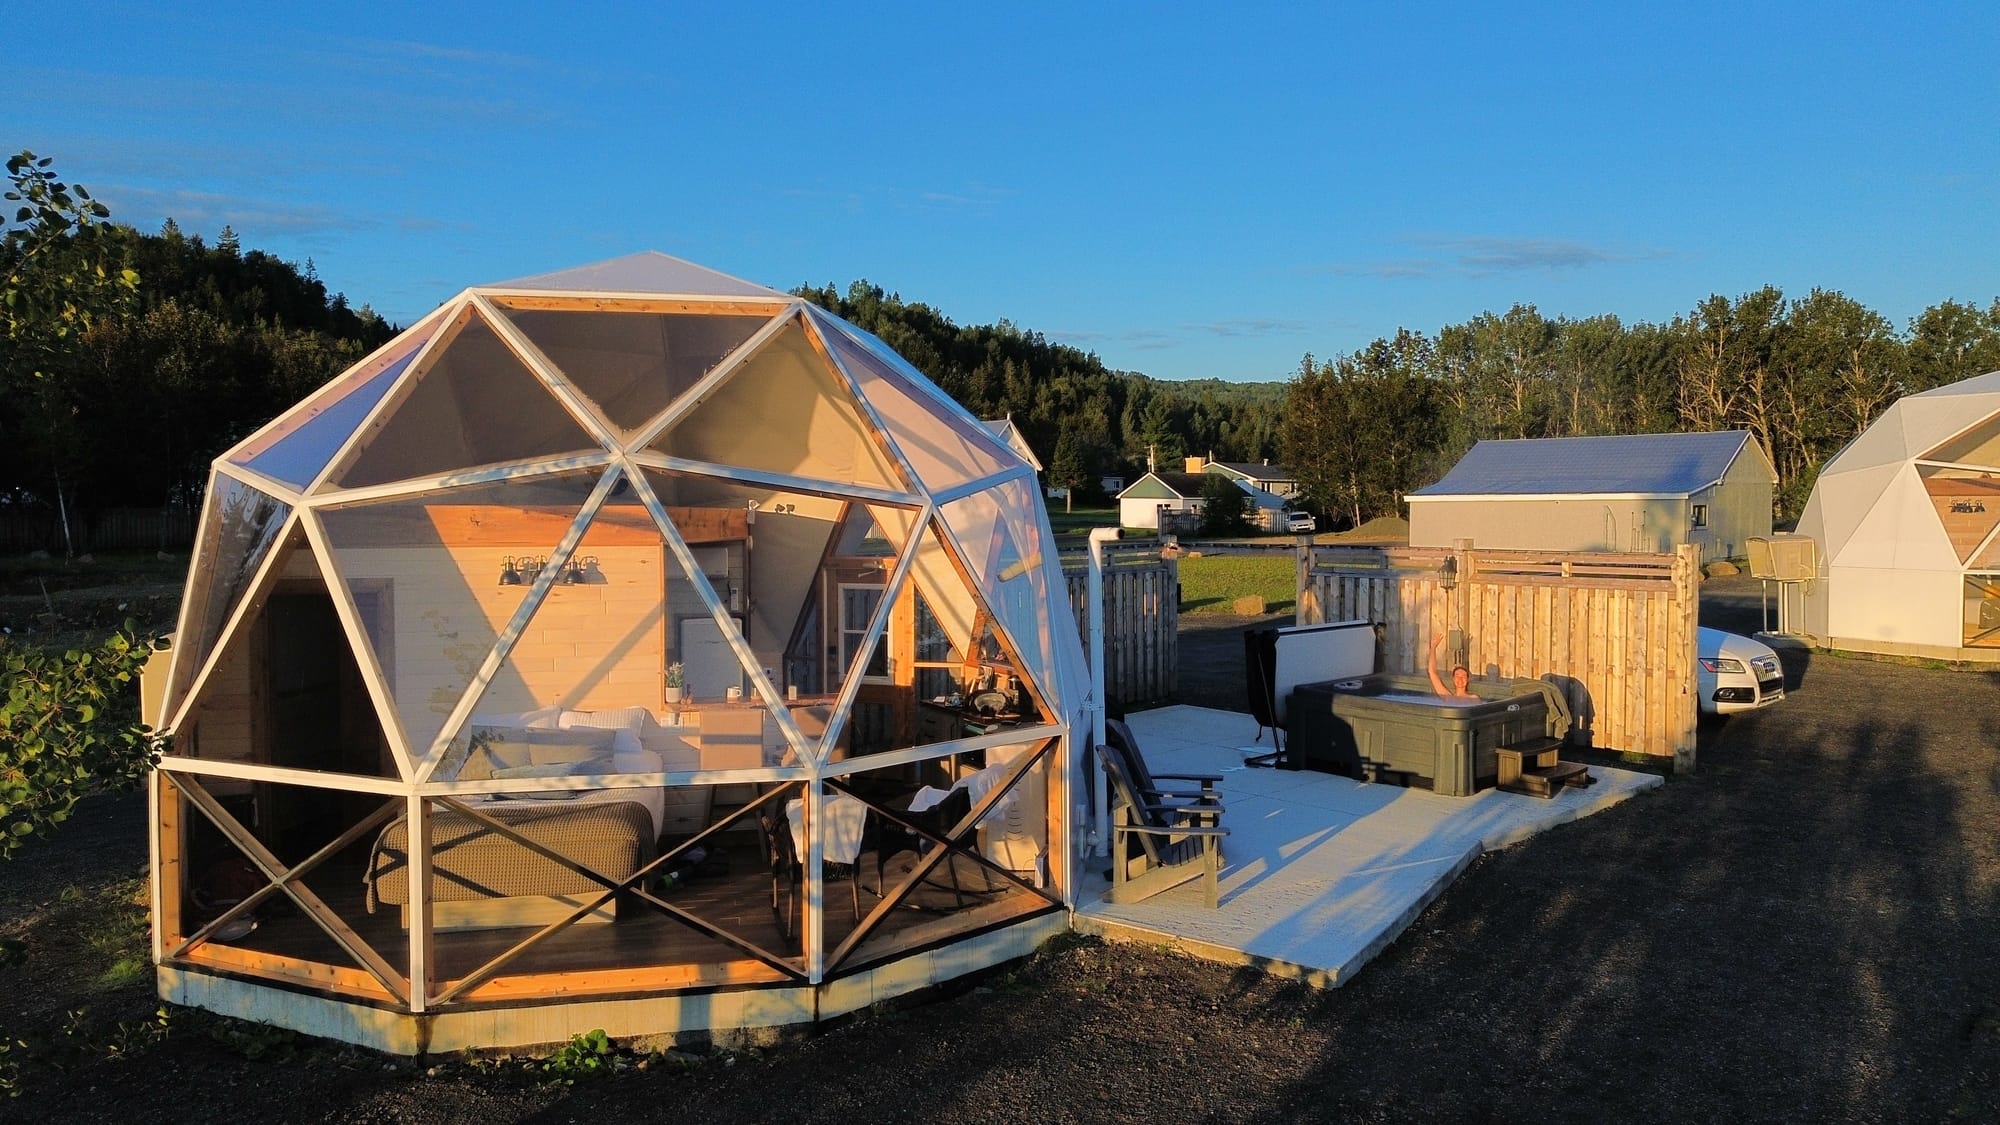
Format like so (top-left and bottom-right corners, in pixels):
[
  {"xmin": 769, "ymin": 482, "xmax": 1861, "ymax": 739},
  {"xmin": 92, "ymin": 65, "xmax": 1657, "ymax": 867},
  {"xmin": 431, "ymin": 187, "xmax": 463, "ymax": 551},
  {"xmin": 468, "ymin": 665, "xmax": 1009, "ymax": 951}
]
[
  {"xmin": 11, "ymin": 153, "xmax": 1999, "ymax": 549},
  {"xmin": 1279, "ymin": 293, "xmax": 2000, "ymax": 529},
  {"xmin": 794, "ymin": 282, "xmax": 1286, "ymax": 502},
  {"xmin": 3, "ymin": 154, "xmax": 397, "ymax": 548}
]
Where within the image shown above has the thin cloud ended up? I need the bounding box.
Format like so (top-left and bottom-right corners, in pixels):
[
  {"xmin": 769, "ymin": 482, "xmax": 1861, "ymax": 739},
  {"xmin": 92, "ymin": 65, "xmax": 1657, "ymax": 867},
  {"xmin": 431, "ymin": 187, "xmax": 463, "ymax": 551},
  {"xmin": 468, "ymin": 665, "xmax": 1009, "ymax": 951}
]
[
  {"xmin": 101, "ymin": 185, "xmax": 377, "ymax": 238},
  {"xmin": 1187, "ymin": 317, "xmax": 1310, "ymax": 338},
  {"xmin": 1315, "ymin": 234, "xmax": 1669, "ymax": 279},
  {"xmin": 350, "ymin": 38, "xmax": 546, "ymax": 69}
]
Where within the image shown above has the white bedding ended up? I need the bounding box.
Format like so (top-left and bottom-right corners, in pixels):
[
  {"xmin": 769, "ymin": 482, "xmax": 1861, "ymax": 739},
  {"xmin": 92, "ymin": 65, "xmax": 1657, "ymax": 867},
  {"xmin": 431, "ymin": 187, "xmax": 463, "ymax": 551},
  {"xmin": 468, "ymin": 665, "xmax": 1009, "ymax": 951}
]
[{"xmin": 456, "ymin": 708, "xmax": 678, "ymax": 838}]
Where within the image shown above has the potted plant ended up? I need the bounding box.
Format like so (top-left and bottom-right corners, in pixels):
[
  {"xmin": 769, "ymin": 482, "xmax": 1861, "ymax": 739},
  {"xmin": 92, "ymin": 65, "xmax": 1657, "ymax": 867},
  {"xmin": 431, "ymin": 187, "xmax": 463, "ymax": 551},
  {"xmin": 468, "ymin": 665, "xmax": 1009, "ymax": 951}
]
[{"xmin": 664, "ymin": 662, "xmax": 686, "ymax": 705}]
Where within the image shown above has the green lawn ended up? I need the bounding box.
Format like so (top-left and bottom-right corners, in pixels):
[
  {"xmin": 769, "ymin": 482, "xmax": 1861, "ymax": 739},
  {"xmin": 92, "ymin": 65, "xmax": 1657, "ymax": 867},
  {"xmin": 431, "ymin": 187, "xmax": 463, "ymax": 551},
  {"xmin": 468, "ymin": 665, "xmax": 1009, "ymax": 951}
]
[{"xmin": 1177, "ymin": 553, "xmax": 1295, "ymax": 615}]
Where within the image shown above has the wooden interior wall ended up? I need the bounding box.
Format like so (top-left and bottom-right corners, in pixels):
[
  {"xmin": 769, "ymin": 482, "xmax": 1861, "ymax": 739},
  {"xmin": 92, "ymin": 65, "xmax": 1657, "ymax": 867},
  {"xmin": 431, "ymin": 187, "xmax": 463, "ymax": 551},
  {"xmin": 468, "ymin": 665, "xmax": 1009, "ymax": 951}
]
[
  {"xmin": 341, "ymin": 544, "xmax": 667, "ymax": 722},
  {"xmin": 1299, "ymin": 542, "xmax": 1701, "ymax": 768}
]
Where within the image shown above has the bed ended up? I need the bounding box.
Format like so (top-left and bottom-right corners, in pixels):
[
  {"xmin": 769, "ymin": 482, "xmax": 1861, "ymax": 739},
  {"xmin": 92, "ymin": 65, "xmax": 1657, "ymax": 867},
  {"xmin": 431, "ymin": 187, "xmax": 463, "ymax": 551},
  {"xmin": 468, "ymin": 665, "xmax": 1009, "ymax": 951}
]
[{"xmin": 365, "ymin": 707, "xmax": 697, "ymax": 930}]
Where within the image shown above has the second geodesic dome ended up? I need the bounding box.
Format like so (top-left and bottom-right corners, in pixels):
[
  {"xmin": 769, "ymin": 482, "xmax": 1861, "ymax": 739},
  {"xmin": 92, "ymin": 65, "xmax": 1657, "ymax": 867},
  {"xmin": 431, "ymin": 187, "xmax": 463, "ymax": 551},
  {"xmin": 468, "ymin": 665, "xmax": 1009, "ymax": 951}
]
[
  {"xmin": 1796, "ymin": 369, "xmax": 2000, "ymax": 657},
  {"xmin": 147, "ymin": 252, "xmax": 1091, "ymax": 1052}
]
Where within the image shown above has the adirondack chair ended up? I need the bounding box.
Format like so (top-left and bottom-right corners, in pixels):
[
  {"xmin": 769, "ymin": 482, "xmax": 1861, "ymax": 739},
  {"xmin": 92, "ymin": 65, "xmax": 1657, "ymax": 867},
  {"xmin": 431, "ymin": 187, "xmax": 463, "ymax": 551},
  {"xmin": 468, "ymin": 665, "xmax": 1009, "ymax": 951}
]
[{"xmin": 1099, "ymin": 720, "xmax": 1228, "ymax": 908}]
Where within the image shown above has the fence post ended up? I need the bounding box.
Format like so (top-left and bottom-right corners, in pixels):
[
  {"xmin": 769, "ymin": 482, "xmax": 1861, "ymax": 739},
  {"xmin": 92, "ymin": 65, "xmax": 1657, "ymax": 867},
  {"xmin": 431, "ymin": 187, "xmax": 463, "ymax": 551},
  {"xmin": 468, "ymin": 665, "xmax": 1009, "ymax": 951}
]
[
  {"xmin": 1295, "ymin": 538, "xmax": 1318, "ymax": 625},
  {"xmin": 1671, "ymin": 543, "xmax": 1701, "ymax": 774}
]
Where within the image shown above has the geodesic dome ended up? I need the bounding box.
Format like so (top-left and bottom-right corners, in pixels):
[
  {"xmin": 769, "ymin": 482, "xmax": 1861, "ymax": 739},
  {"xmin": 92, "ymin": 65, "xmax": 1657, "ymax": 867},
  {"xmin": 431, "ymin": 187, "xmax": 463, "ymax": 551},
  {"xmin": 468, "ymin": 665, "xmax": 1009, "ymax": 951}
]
[
  {"xmin": 1797, "ymin": 370, "xmax": 2000, "ymax": 655},
  {"xmin": 149, "ymin": 252, "xmax": 1089, "ymax": 1052}
]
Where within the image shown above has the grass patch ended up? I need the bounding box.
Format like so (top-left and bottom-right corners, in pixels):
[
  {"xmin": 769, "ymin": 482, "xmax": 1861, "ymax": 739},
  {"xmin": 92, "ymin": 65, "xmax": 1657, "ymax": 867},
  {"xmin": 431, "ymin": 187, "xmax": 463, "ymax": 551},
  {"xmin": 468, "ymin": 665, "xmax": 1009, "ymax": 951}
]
[
  {"xmin": 1044, "ymin": 508, "xmax": 1123, "ymax": 538},
  {"xmin": 1178, "ymin": 554, "xmax": 1295, "ymax": 615}
]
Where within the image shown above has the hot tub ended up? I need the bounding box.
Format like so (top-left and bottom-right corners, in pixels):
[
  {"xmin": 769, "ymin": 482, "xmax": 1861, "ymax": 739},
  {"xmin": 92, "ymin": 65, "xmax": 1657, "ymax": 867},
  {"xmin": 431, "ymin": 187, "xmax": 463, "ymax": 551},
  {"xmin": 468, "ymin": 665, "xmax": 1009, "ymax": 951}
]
[{"xmin": 1287, "ymin": 674, "xmax": 1563, "ymax": 796}]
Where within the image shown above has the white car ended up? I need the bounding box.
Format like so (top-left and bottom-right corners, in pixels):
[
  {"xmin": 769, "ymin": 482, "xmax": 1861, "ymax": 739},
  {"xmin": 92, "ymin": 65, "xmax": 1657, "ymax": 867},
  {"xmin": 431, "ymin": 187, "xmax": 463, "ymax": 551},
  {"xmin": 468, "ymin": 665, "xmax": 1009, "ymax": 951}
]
[
  {"xmin": 1285, "ymin": 511, "xmax": 1317, "ymax": 533},
  {"xmin": 1697, "ymin": 626, "xmax": 1786, "ymax": 714}
]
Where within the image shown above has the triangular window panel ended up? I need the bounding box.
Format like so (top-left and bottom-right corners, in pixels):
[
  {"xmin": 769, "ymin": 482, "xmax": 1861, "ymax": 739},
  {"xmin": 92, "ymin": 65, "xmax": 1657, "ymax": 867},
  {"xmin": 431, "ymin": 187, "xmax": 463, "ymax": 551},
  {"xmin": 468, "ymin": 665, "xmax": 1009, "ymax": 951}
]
[
  {"xmin": 443, "ymin": 481, "xmax": 681, "ymax": 779},
  {"xmin": 168, "ymin": 537, "xmax": 400, "ymax": 785},
  {"xmin": 810, "ymin": 310, "xmax": 1021, "ymax": 491},
  {"xmin": 1920, "ymin": 467, "xmax": 2000, "ymax": 563},
  {"xmin": 229, "ymin": 325, "xmax": 439, "ymax": 491},
  {"xmin": 635, "ymin": 468, "xmax": 921, "ymax": 766},
  {"xmin": 316, "ymin": 471, "xmax": 604, "ymax": 770},
  {"xmin": 499, "ymin": 308, "xmax": 775, "ymax": 441},
  {"xmin": 332, "ymin": 309, "xmax": 604, "ymax": 490},
  {"xmin": 1923, "ymin": 412, "xmax": 2000, "ymax": 469},
  {"xmin": 164, "ymin": 474, "xmax": 293, "ymax": 723},
  {"xmin": 939, "ymin": 479, "xmax": 1067, "ymax": 713},
  {"xmin": 648, "ymin": 320, "xmax": 907, "ymax": 493}
]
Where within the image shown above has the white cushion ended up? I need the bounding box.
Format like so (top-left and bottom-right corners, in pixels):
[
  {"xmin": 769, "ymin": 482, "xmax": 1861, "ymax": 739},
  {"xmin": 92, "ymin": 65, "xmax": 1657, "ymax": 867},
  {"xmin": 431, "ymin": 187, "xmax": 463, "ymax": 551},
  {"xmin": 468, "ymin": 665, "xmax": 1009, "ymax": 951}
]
[
  {"xmin": 559, "ymin": 706, "xmax": 659, "ymax": 733},
  {"xmin": 612, "ymin": 749, "xmax": 664, "ymax": 775},
  {"xmin": 470, "ymin": 707, "xmax": 562, "ymax": 730},
  {"xmin": 490, "ymin": 762, "xmax": 581, "ymax": 780}
]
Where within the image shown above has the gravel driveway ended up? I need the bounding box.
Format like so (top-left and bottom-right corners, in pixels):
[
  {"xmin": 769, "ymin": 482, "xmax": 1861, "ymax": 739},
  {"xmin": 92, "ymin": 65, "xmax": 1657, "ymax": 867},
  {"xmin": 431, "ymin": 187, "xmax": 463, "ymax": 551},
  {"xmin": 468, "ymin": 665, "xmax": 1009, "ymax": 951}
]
[{"xmin": 7, "ymin": 581, "xmax": 1998, "ymax": 1122}]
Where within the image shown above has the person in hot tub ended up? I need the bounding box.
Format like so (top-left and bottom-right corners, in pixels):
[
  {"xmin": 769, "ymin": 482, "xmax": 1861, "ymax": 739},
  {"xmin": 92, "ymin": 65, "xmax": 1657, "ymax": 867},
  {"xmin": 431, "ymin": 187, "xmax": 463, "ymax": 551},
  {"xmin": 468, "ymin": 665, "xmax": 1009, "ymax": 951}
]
[{"xmin": 1428, "ymin": 630, "xmax": 1474, "ymax": 699}]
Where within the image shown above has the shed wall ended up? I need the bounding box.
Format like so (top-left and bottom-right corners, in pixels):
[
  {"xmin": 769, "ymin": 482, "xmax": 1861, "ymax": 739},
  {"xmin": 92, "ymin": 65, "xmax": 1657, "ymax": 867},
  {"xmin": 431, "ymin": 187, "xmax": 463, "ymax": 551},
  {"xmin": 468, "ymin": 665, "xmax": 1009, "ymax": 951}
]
[
  {"xmin": 1409, "ymin": 497, "xmax": 1685, "ymax": 553},
  {"xmin": 1687, "ymin": 456, "xmax": 1774, "ymax": 563}
]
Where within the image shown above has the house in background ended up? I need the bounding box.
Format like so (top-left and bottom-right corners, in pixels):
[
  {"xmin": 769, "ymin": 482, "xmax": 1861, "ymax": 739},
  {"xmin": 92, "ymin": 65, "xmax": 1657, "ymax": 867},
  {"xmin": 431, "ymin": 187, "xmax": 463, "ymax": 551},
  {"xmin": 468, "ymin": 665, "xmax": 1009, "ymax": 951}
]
[
  {"xmin": 1407, "ymin": 430, "xmax": 1774, "ymax": 562},
  {"xmin": 1117, "ymin": 471, "xmax": 1210, "ymax": 530},
  {"xmin": 1116, "ymin": 471, "xmax": 1290, "ymax": 532},
  {"xmin": 1187, "ymin": 456, "xmax": 1301, "ymax": 500}
]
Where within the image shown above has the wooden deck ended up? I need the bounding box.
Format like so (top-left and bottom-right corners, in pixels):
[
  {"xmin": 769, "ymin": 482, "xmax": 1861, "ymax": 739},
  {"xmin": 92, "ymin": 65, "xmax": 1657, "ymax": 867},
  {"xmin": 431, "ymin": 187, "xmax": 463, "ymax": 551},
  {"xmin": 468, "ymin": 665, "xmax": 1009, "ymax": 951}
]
[{"xmin": 196, "ymin": 838, "xmax": 1050, "ymax": 1004}]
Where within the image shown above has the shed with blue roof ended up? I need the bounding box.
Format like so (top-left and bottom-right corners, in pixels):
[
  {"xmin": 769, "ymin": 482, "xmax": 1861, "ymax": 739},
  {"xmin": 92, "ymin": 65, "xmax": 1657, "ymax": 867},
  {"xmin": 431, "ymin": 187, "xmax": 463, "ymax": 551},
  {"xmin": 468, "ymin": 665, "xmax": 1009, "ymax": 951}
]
[{"xmin": 1407, "ymin": 431, "xmax": 1775, "ymax": 561}]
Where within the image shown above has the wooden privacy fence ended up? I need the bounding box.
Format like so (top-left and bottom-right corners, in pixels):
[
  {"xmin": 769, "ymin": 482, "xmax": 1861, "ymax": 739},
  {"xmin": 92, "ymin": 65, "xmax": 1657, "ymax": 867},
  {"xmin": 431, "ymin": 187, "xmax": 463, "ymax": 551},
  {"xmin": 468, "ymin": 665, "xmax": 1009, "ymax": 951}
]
[
  {"xmin": 1298, "ymin": 540, "xmax": 1701, "ymax": 768},
  {"xmin": 0, "ymin": 507, "xmax": 197, "ymax": 554},
  {"xmin": 1062, "ymin": 544, "xmax": 1178, "ymax": 707}
]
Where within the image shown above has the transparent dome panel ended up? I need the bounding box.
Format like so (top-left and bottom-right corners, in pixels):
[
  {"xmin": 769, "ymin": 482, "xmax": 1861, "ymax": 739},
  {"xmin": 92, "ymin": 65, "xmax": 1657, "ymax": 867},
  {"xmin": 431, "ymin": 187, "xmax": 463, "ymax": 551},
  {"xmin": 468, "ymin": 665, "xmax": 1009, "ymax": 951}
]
[
  {"xmin": 809, "ymin": 310, "xmax": 1019, "ymax": 491},
  {"xmin": 939, "ymin": 481, "xmax": 1065, "ymax": 713},
  {"xmin": 636, "ymin": 468, "xmax": 924, "ymax": 765},
  {"xmin": 229, "ymin": 324, "xmax": 438, "ymax": 490},
  {"xmin": 167, "ymin": 540, "xmax": 403, "ymax": 787},
  {"xmin": 164, "ymin": 475, "xmax": 293, "ymax": 723},
  {"xmin": 498, "ymin": 307, "xmax": 775, "ymax": 441},
  {"xmin": 648, "ymin": 320, "xmax": 907, "ymax": 493},
  {"xmin": 332, "ymin": 310, "xmax": 604, "ymax": 490},
  {"xmin": 316, "ymin": 471, "xmax": 604, "ymax": 769}
]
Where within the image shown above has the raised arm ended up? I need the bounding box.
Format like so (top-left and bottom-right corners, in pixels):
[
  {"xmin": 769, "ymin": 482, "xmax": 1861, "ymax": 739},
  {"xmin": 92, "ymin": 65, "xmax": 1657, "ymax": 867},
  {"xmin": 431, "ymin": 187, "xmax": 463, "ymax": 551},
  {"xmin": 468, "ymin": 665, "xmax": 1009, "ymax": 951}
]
[{"xmin": 1427, "ymin": 633, "xmax": 1450, "ymax": 697}]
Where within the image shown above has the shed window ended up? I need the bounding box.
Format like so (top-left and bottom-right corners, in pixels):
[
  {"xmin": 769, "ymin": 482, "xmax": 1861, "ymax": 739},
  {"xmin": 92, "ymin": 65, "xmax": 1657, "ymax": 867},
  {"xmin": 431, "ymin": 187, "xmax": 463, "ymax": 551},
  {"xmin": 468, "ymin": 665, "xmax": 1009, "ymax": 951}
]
[{"xmin": 1691, "ymin": 503, "xmax": 1709, "ymax": 529}]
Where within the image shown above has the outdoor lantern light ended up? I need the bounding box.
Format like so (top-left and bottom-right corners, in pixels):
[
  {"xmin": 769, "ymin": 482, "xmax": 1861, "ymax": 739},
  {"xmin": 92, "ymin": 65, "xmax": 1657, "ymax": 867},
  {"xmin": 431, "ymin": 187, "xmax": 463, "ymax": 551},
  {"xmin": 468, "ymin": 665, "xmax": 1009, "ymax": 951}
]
[{"xmin": 1439, "ymin": 555, "xmax": 1458, "ymax": 591}]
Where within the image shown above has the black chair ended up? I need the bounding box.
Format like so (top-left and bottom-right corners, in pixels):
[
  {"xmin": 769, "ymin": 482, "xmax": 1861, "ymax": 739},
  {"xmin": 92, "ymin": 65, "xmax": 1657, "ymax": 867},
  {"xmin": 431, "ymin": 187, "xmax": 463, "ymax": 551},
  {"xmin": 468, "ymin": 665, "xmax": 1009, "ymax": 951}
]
[
  {"xmin": 872, "ymin": 785, "xmax": 973, "ymax": 910},
  {"xmin": 759, "ymin": 805, "xmax": 860, "ymax": 940},
  {"xmin": 1104, "ymin": 718, "xmax": 1225, "ymax": 816},
  {"xmin": 1099, "ymin": 721, "xmax": 1227, "ymax": 908}
]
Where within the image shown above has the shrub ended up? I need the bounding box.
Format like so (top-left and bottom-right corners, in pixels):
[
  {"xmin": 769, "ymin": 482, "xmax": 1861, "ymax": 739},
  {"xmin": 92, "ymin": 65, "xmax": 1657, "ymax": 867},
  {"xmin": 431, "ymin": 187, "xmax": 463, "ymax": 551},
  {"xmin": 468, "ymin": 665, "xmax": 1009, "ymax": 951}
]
[{"xmin": 0, "ymin": 624, "xmax": 166, "ymax": 857}]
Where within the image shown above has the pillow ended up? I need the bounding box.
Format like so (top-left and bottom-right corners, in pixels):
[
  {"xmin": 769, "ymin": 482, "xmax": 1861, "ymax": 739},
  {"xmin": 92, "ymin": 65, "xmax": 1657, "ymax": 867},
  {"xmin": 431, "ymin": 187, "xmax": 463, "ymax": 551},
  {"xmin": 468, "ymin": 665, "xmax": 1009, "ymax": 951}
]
[
  {"xmin": 490, "ymin": 762, "xmax": 582, "ymax": 780},
  {"xmin": 476, "ymin": 720, "xmax": 616, "ymax": 764},
  {"xmin": 469, "ymin": 707, "xmax": 561, "ymax": 730},
  {"xmin": 489, "ymin": 760, "xmax": 584, "ymax": 801},
  {"xmin": 559, "ymin": 706, "xmax": 659, "ymax": 734}
]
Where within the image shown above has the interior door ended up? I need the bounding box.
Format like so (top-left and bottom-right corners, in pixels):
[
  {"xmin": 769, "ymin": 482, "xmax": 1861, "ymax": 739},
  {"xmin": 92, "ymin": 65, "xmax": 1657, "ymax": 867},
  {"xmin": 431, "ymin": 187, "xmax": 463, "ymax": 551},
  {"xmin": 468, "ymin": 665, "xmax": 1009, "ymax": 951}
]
[{"xmin": 822, "ymin": 564, "xmax": 912, "ymax": 750}]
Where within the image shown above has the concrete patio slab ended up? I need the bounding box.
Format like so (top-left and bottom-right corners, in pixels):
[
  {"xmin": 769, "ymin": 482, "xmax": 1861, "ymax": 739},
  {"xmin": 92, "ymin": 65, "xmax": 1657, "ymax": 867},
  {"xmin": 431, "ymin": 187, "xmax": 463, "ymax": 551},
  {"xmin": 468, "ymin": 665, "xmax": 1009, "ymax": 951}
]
[{"xmin": 1071, "ymin": 705, "xmax": 1664, "ymax": 987}]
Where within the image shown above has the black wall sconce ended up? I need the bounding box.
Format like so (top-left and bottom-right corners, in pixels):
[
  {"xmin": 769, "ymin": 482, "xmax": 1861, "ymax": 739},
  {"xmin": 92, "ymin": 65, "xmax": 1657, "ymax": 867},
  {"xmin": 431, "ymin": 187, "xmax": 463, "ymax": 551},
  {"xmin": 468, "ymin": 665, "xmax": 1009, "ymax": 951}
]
[
  {"xmin": 1439, "ymin": 555, "xmax": 1459, "ymax": 591},
  {"xmin": 501, "ymin": 555, "xmax": 602, "ymax": 587}
]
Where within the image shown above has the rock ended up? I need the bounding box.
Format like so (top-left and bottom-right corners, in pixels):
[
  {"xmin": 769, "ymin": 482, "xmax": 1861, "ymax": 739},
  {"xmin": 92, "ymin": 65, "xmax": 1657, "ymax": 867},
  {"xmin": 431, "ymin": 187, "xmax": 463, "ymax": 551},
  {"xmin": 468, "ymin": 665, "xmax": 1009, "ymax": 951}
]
[
  {"xmin": 1705, "ymin": 559, "xmax": 1741, "ymax": 577},
  {"xmin": 1233, "ymin": 594, "xmax": 1267, "ymax": 615},
  {"xmin": 27, "ymin": 550, "xmax": 49, "ymax": 560}
]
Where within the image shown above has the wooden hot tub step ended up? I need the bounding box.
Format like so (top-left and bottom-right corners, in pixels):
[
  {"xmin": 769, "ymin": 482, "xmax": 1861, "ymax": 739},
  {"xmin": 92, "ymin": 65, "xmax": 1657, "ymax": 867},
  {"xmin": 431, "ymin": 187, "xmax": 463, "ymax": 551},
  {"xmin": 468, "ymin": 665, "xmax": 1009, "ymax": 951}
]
[{"xmin": 1498, "ymin": 759, "xmax": 1592, "ymax": 799}]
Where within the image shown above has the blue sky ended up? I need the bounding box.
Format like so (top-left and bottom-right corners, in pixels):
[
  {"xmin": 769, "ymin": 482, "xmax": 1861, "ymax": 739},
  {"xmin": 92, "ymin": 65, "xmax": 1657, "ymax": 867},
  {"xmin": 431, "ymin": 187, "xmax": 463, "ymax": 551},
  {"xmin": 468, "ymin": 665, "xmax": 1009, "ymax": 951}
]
[{"xmin": 8, "ymin": 2, "xmax": 1997, "ymax": 383}]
